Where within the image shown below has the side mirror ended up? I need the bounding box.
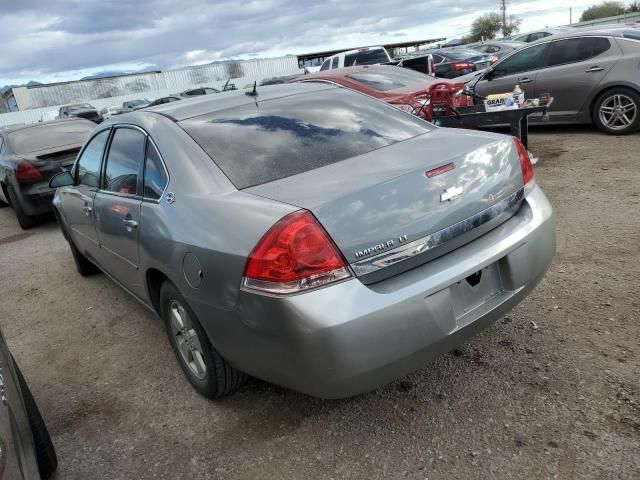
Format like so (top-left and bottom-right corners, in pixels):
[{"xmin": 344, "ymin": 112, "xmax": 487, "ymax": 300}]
[
  {"xmin": 484, "ymin": 68, "xmax": 495, "ymax": 81},
  {"xmin": 49, "ymin": 170, "xmax": 74, "ymax": 188}
]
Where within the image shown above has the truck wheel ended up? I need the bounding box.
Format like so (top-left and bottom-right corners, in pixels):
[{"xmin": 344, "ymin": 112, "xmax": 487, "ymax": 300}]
[
  {"xmin": 160, "ymin": 281, "xmax": 247, "ymax": 398},
  {"xmin": 7, "ymin": 186, "xmax": 37, "ymax": 229},
  {"xmin": 12, "ymin": 357, "xmax": 58, "ymax": 479},
  {"xmin": 593, "ymin": 87, "xmax": 640, "ymax": 135}
]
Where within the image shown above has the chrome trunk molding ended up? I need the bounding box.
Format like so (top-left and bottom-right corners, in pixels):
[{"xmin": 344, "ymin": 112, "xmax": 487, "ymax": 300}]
[{"xmin": 351, "ymin": 187, "xmax": 525, "ymax": 276}]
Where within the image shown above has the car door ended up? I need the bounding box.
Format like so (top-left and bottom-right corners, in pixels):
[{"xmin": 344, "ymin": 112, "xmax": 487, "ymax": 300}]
[
  {"xmin": 474, "ymin": 42, "xmax": 549, "ymax": 100},
  {"xmin": 533, "ymin": 36, "xmax": 619, "ymax": 120},
  {"xmin": 59, "ymin": 128, "xmax": 110, "ymax": 257},
  {"xmin": 93, "ymin": 126, "xmax": 146, "ymax": 297}
]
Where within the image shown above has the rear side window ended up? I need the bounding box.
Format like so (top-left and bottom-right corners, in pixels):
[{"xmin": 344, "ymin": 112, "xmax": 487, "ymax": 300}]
[
  {"xmin": 331, "ymin": 57, "xmax": 339, "ymax": 69},
  {"xmin": 143, "ymin": 140, "xmax": 168, "ymax": 200},
  {"xmin": 103, "ymin": 128, "xmax": 146, "ymax": 195},
  {"xmin": 180, "ymin": 88, "xmax": 432, "ymax": 189},
  {"xmin": 0, "ymin": 137, "xmax": 4, "ymax": 156},
  {"xmin": 547, "ymin": 37, "xmax": 610, "ymax": 67},
  {"xmin": 344, "ymin": 49, "xmax": 389, "ymax": 66},
  {"xmin": 75, "ymin": 129, "xmax": 110, "ymax": 188},
  {"xmin": 492, "ymin": 43, "xmax": 547, "ymax": 77}
]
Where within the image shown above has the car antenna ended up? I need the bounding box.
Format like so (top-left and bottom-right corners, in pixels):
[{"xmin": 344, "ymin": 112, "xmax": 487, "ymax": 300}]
[{"xmin": 245, "ymin": 81, "xmax": 258, "ymax": 97}]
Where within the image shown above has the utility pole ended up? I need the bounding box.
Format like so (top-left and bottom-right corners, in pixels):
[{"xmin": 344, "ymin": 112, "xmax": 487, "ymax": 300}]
[
  {"xmin": 500, "ymin": 0, "xmax": 508, "ymax": 37},
  {"xmin": 570, "ymin": 6, "xmax": 572, "ymax": 24}
]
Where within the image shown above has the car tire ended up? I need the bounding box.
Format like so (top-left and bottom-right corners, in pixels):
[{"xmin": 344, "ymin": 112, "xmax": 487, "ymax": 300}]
[
  {"xmin": 593, "ymin": 87, "xmax": 640, "ymax": 135},
  {"xmin": 7, "ymin": 186, "xmax": 38, "ymax": 229},
  {"xmin": 160, "ymin": 281, "xmax": 247, "ymax": 399},
  {"xmin": 12, "ymin": 356, "xmax": 58, "ymax": 479}
]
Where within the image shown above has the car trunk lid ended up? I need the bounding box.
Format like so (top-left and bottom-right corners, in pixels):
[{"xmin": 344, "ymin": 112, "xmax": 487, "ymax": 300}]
[{"xmin": 246, "ymin": 128, "xmax": 525, "ymax": 284}]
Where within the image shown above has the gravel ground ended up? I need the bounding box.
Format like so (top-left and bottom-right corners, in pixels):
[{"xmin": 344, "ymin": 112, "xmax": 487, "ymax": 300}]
[{"xmin": 0, "ymin": 126, "xmax": 638, "ymax": 480}]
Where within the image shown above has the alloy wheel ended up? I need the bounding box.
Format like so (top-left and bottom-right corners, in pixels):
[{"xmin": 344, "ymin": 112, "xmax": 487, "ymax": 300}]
[
  {"xmin": 598, "ymin": 94, "xmax": 637, "ymax": 131},
  {"xmin": 168, "ymin": 300, "xmax": 207, "ymax": 380}
]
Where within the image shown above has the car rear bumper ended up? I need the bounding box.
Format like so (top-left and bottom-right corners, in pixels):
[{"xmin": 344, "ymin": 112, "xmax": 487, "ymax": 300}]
[
  {"xmin": 8, "ymin": 180, "xmax": 55, "ymax": 216},
  {"xmin": 191, "ymin": 184, "xmax": 555, "ymax": 398}
]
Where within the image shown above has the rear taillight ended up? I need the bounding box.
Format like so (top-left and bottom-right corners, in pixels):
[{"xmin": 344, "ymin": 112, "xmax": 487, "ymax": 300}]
[
  {"xmin": 513, "ymin": 138, "xmax": 534, "ymax": 186},
  {"xmin": 452, "ymin": 62, "xmax": 474, "ymax": 71},
  {"xmin": 243, "ymin": 210, "xmax": 351, "ymax": 295},
  {"xmin": 16, "ymin": 160, "xmax": 42, "ymax": 182}
]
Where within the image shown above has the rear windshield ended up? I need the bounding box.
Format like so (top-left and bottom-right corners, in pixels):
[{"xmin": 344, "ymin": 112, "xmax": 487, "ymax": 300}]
[
  {"xmin": 8, "ymin": 121, "xmax": 94, "ymax": 154},
  {"xmin": 181, "ymin": 88, "xmax": 432, "ymax": 189},
  {"xmin": 344, "ymin": 49, "xmax": 389, "ymax": 66},
  {"xmin": 67, "ymin": 104, "xmax": 94, "ymax": 112},
  {"xmin": 347, "ymin": 67, "xmax": 433, "ymax": 91}
]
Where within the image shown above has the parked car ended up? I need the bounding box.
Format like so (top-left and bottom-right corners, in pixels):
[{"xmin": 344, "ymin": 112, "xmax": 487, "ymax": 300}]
[
  {"xmin": 121, "ymin": 99, "xmax": 150, "ymax": 113},
  {"xmin": 180, "ymin": 87, "xmax": 220, "ymax": 97},
  {"xmin": 49, "ymin": 83, "xmax": 555, "ymax": 399},
  {"xmin": 419, "ymin": 48, "xmax": 497, "ymax": 78},
  {"xmin": 291, "ymin": 65, "xmax": 473, "ymax": 121},
  {"xmin": 319, "ymin": 46, "xmax": 392, "ymax": 71},
  {"xmin": 455, "ymin": 40, "xmax": 526, "ymax": 59},
  {"xmin": 472, "ymin": 27, "xmax": 640, "ymax": 134},
  {"xmin": 0, "ymin": 324, "xmax": 58, "ymax": 479},
  {"xmin": 509, "ymin": 27, "xmax": 572, "ymax": 43},
  {"xmin": 58, "ymin": 103, "xmax": 102, "ymax": 123},
  {"xmin": 147, "ymin": 96, "xmax": 183, "ymax": 107},
  {"xmin": 0, "ymin": 119, "xmax": 95, "ymax": 228},
  {"xmin": 100, "ymin": 106, "xmax": 121, "ymax": 119}
]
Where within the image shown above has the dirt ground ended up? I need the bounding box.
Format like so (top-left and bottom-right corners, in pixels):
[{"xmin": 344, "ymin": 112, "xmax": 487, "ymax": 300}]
[{"xmin": 0, "ymin": 126, "xmax": 638, "ymax": 480}]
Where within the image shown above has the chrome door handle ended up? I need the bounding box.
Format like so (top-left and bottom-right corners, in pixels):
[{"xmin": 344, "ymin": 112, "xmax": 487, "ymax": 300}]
[
  {"xmin": 82, "ymin": 205, "xmax": 92, "ymax": 216},
  {"xmin": 518, "ymin": 77, "xmax": 533, "ymax": 84},
  {"xmin": 122, "ymin": 219, "xmax": 138, "ymax": 230},
  {"xmin": 585, "ymin": 66, "xmax": 604, "ymax": 73}
]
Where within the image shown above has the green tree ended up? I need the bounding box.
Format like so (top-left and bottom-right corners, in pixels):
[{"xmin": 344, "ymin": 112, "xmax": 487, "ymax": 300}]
[
  {"xmin": 628, "ymin": 1, "xmax": 640, "ymax": 12},
  {"xmin": 580, "ymin": 1, "xmax": 627, "ymax": 21},
  {"xmin": 463, "ymin": 12, "xmax": 522, "ymax": 43}
]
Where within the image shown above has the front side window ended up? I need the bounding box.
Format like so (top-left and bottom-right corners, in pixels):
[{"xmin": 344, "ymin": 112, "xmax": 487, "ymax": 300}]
[
  {"xmin": 331, "ymin": 57, "xmax": 339, "ymax": 69},
  {"xmin": 320, "ymin": 59, "xmax": 330, "ymax": 71},
  {"xmin": 547, "ymin": 37, "xmax": 610, "ymax": 67},
  {"xmin": 0, "ymin": 136, "xmax": 5, "ymax": 156},
  {"xmin": 75, "ymin": 129, "xmax": 110, "ymax": 188},
  {"xmin": 143, "ymin": 140, "xmax": 168, "ymax": 200},
  {"xmin": 492, "ymin": 43, "xmax": 547, "ymax": 78},
  {"xmin": 102, "ymin": 128, "xmax": 146, "ymax": 195}
]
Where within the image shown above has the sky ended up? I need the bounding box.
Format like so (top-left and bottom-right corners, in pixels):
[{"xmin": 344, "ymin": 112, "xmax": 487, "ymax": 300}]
[{"xmin": 0, "ymin": 0, "xmax": 600, "ymax": 86}]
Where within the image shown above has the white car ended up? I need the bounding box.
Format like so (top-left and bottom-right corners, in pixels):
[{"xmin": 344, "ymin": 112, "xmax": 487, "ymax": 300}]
[
  {"xmin": 319, "ymin": 46, "xmax": 391, "ymax": 71},
  {"xmin": 100, "ymin": 106, "xmax": 121, "ymax": 119}
]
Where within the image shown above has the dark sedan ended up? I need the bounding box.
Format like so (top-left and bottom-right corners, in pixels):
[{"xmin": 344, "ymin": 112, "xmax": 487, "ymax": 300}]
[
  {"xmin": 0, "ymin": 119, "xmax": 95, "ymax": 229},
  {"xmin": 423, "ymin": 49, "xmax": 496, "ymax": 78},
  {"xmin": 0, "ymin": 324, "xmax": 57, "ymax": 479},
  {"xmin": 58, "ymin": 103, "xmax": 102, "ymax": 123},
  {"xmin": 147, "ymin": 96, "xmax": 183, "ymax": 107}
]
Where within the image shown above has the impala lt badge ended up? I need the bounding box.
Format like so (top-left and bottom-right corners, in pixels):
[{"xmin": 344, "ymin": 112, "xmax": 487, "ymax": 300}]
[{"xmin": 441, "ymin": 186, "xmax": 463, "ymax": 202}]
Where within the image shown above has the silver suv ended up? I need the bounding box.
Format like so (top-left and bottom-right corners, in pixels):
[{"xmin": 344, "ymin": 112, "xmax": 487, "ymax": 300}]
[{"xmin": 474, "ymin": 27, "xmax": 640, "ymax": 134}]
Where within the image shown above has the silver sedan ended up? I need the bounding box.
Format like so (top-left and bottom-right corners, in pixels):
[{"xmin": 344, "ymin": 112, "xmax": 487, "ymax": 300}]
[
  {"xmin": 50, "ymin": 83, "xmax": 555, "ymax": 398},
  {"xmin": 474, "ymin": 26, "xmax": 640, "ymax": 134}
]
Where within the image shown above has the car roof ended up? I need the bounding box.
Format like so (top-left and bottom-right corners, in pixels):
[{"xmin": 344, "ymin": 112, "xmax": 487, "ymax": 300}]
[
  {"xmin": 528, "ymin": 26, "xmax": 634, "ymax": 44},
  {"xmin": 0, "ymin": 118, "xmax": 91, "ymax": 134},
  {"xmin": 147, "ymin": 82, "xmax": 336, "ymax": 121}
]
